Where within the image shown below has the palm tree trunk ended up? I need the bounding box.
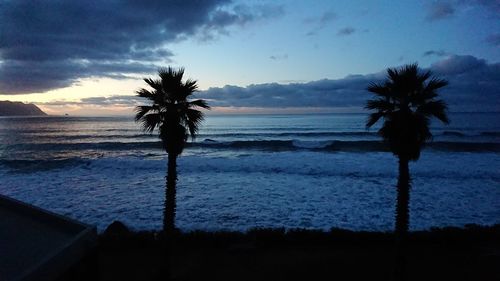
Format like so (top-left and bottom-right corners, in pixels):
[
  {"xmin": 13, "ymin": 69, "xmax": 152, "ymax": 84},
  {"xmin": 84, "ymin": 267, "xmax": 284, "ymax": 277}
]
[
  {"xmin": 395, "ymin": 156, "xmax": 410, "ymax": 281},
  {"xmin": 395, "ymin": 156, "xmax": 410, "ymax": 237},
  {"xmin": 164, "ymin": 153, "xmax": 178, "ymax": 234}
]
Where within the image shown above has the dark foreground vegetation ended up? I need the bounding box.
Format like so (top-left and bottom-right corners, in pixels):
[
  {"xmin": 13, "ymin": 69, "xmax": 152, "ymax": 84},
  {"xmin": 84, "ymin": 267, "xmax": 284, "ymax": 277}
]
[{"xmin": 60, "ymin": 223, "xmax": 499, "ymax": 281}]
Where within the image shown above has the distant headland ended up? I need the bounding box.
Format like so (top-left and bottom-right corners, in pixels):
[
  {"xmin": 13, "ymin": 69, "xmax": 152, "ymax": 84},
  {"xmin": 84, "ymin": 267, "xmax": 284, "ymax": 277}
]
[{"xmin": 0, "ymin": 101, "xmax": 47, "ymax": 116}]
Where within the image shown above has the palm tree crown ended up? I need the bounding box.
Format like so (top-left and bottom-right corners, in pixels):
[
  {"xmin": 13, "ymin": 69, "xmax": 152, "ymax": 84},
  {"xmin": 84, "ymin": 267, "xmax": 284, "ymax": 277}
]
[
  {"xmin": 135, "ymin": 67, "xmax": 210, "ymax": 155},
  {"xmin": 366, "ymin": 63, "xmax": 449, "ymax": 160}
]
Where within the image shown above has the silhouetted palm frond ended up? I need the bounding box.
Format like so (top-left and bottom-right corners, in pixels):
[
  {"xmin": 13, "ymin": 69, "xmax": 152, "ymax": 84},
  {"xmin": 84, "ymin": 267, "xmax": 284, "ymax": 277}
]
[
  {"xmin": 417, "ymin": 100, "xmax": 449, "ymax": 124},
  {"xmin": 367, "ymin": 82, "xmax": 391, "ymax": 98},
  {"xmin": 140, "ymin": 113, "xmax": 161, "ymax": 133},
  {"xmin": 136, "ymin": 88, "xmax": 156, "ymax": 100},
  {"xmin": 366, "ymin": 112, "xmax": 384, "ymax": 128},
  {"xmin": 365, "ymin": 98, "xmax": 394, "ymax": 112},
  {"xmin": 135, "ymin": 67, "xmax": 209, "ymax": 154},
  {"xmin": 134, "ymin": 105, "xmax": 158, "ymax": 121},
  {"xmin": 189, "ymin": 99, "xmax": 210, "ymax": 109},
  {"xmin": 365, "ymin": 63, "xmax": 449, "ymax": 160}
]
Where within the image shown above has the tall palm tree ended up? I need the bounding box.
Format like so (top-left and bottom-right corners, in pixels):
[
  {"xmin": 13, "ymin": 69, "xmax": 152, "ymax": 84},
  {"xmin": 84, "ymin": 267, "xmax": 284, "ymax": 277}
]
[
  {"xmin": 365, "ymin": 63, "xmax": 449, "ymax": 238},
  {"xmin": 135, "ymin": 67, "xmax": 209, "ymax": 234}
]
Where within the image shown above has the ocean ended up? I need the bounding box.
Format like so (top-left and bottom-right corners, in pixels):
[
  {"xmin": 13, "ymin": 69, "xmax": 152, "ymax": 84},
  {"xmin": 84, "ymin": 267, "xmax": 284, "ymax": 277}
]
[{"xmin": 0, "ymin": 113, "xmax": 499, "ymax": 232}]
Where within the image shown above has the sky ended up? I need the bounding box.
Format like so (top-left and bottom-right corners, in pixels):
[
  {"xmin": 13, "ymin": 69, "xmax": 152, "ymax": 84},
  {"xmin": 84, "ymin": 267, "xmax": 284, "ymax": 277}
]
[{"xmin": 0, "ymin": 0, "xmax": 499, "ymax": 115}]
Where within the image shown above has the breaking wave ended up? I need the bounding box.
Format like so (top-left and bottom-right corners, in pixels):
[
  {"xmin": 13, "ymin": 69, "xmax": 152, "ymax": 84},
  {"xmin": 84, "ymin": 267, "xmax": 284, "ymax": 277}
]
[{"xmin": 5, "ymin": 139, "xmax": 499, "ymax": 153}]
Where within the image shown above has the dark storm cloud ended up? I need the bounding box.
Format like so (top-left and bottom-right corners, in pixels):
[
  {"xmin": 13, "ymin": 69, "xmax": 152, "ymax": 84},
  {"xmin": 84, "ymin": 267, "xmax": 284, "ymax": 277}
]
[
  {"xmin": 0, "ymin": 0, "xmax": 282, "ymax": 94},
  {"xmin": 198, "ymin": 55, "xmax": 499, "ymax": 112}
]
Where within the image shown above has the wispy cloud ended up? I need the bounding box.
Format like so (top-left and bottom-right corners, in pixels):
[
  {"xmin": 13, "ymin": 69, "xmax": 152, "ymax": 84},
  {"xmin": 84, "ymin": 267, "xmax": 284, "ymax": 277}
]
[
  {"xmin": 41, "ymin": 95, "xmax": 141, "ymax": 107},
  {"xmin": 425, "ymin": 0, "xmax": 500, "ymax": 21},
  {"xmin": 426, "ymin": 2, "xmax": 455, "ymax": 21},
  {"xmin": 197, "ymin": 4, "xmax": 284, "ymax": 41},
  {"xmin": 337, "ymin": 27, "xmax": 356, "ymax": 36},
  {"xmin": 474, "ymin": 0, "xmax": 500, "ymax": 13},
  {"xmin": 423, "ymin": 50, "xmax": 448, "ymax": 57},
  {"xmin": 304, "ymin": 10, "xmax": 337, "ymax": 36},
  {"xmin": 269, "ymin": 54, "xmax": 289, "ymax": 60}
]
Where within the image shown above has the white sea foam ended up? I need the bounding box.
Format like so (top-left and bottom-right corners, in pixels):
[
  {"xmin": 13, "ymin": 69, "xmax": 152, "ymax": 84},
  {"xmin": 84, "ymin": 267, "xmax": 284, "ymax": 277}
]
[{"xmin": 1, "ymin": 151, "xmax": 498, "ymax": 232}]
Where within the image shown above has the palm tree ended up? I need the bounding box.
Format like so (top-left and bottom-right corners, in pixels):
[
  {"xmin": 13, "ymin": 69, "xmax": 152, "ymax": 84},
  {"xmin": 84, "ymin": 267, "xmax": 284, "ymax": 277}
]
[
  {"xmin": 135, "ymin": 67, "xmax": 209, "ymax": 234},
  {"xmin": 366, "ymin": 63, "xmax": 449, "ymax": 238},
  {"xmin": 365, "ymin": 64, "xmax": 449, "ymax": 279}
]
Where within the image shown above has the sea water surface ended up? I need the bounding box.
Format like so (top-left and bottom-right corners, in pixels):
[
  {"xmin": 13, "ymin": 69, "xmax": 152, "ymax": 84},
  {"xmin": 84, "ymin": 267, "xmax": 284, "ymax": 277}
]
[{"xmin": 0, "ymin": 113, "xmax": 498, "ymax": 231}]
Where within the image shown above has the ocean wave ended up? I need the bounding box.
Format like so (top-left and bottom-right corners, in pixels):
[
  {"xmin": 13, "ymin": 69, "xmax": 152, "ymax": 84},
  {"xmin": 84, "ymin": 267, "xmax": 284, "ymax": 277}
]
[
  {"xmin": 0, "ymin": 131, "xmax": 376, "ymax": 143},
  {"xmin": 322, "ymin": 141, "xmax": 500, "ymax": 152},
  {"xmin": 23, "ymin": 133, "xmax": 154, "ymax": 140},
  {"xmin": 441, "ymin": 131, "xmax": 466, "ymax": 137},
  {"xmin": 7, "ymin": 141, "xmax": 163, "ymax": 151},
  {"xmin": 3, "ymin": 130, "xmax": 499, "ymax": 142},
  {"xmin": 198, "ymin": 131, "xmax": 378, "ymax": 138},
  {"xmin": 480, "ymin": 131, "xmax": 500, "ymax": 137},
  {"xmin": 5, "ymin": 139, "xmax": 499, "ymax": 153},
  {"xmin": 0, "ymin": 158, "xmax": 90, "ymax": 172},
  {"xmin": 194, "ymin": 139, "xmax": 500, "ymax": 153}
]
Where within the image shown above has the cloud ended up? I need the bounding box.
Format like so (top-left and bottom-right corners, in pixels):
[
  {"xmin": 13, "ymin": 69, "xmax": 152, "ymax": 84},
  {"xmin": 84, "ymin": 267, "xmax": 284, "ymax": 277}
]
[
  {"xmin": 473, "ymin": 0, "xmax": 500, "ymax": 13},
  {"xmin": 199, "ymin": 74, "xmax": 384, "ymax": 108},
  {"xmin": 304, "ymin": 10, "xmax": 336, "ymax": 36},
  {"xmin": 40, "ymin": 55, "xmax": 500, "ymax": 113},
  {"xmin": 198, "ymin": 55, "xmax": 499, "ymax": 112},
  {"xmin": 269, "ymin": 54, "xmax": 288, "ymax": 61},
  {"xmin": 430, "ymin": 55, "xmax": 500, "ymax": 112},
  {"xmin": 337, "ymin": 27, "xmax": 356, "ymax": 36},
  {"xmin": 0, "ymin": 60, "xmax": 158, "ymax": 94},
  {"xmin": 425, "ymin": 0, "xmax": 500, "ymax": 21},
  {"xmin": 431, "ymin": 55, "xmax": 486, "ymax": 75},
  {"xmin": 423, "ymin": 50, "xmax": 448, "ymax": 57},
  {"xmin": 0, "ymin": 1, "xmax": 283, "ymax": 94},
  {"xmin": 426, "ymin": 2, "xmax": 455, "ymax": 21},
  {"xmin": 41, "ymin": 95, "xmax": 141, "ymax": 107},
  {"xmin": 196, "ymin": 4, "xmax": 284, "ymax": 41},
  {"xmin": 486, "ymin": 33, "xmax": 500, "ymax": 46},
  {"xmin": 81, "ymin": 95, "xmax": 142, "ymax": 106},
  {"xmin": 318, "ymin": 11, "xmax": 337, "ymax": 25}
]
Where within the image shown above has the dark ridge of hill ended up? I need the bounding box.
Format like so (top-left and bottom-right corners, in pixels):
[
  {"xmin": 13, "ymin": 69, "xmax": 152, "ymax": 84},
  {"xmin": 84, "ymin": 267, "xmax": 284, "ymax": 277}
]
[{"xmin": 0, "ymin": 101, "xmax": 47, "ymax": 116}]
